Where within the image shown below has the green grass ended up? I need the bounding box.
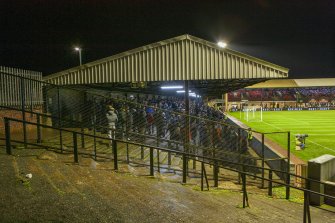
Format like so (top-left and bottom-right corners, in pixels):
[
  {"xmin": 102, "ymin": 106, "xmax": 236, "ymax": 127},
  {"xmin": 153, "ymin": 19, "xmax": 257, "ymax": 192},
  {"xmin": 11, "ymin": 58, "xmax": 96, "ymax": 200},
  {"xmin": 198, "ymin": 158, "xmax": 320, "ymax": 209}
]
[
  {"xmin": 272, "ymin": 186, "xmax": 304, "ymax": 203},
  {"xmin": 229, "ymin": 110, "xmax": 335, "ymax": 161}
]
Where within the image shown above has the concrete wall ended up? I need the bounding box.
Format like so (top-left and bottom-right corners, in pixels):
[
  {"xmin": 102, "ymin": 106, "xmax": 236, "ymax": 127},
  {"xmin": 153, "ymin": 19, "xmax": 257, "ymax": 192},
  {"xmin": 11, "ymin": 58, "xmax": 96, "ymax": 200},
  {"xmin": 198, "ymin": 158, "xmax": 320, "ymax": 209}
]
[{"xmin": 308, "ymin": 155, "xmax": 335, "ymax": 206}]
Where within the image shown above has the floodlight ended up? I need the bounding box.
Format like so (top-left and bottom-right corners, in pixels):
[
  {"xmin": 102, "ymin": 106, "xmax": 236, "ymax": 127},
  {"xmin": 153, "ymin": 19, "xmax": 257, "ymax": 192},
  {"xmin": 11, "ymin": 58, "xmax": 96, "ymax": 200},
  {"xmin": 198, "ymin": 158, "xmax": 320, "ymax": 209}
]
[{"xmin": 217, "ymin": 41, "xmax": 227, "ymax": 48}]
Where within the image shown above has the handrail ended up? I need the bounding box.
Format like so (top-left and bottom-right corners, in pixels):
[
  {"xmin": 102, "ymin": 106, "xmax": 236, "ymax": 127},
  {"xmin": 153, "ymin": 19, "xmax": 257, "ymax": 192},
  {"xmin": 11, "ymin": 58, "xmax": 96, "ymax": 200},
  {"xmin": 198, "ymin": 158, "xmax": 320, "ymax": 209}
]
[
  {"xmin": 0, "ymin": 105, "xmax": 261, "ymax": 161},
  {"xmin": 0, "ymin": 116, "xmax": 311, "ymax": 183},
  {"xmin": 4, "ymin": 116, "xmax": 335, "ymax": 201}
]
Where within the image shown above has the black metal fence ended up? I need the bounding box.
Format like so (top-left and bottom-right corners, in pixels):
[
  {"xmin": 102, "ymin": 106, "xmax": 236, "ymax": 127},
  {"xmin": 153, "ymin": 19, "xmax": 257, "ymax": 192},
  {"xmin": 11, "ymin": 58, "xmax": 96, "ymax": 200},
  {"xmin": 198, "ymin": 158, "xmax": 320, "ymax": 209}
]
[
  {"xmin": 3, "ymin": 116, "xmax": 335, "ymax": 223},
  {"xmin": 1, "ymin": 71, "xmax": 335, "ymax": 222},
  {"xmin": 1, "ymin": 71, "xmax": 268, "ymax": 173},
  {"xmin": 0, "ymin": 66, "xmax": 43, "ymax": 107}
]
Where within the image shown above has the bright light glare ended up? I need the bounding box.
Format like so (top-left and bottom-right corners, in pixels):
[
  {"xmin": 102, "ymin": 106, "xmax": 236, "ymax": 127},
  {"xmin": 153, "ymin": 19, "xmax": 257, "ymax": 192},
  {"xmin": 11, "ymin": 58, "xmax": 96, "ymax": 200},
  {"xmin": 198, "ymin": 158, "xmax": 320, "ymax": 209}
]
[
  {"xmin": 217, "ymin": 41, "xmax": 227, "ymax": 48},
  {"xmin": 74, "ymin": 47, "xmax": 81, "ymax": 51},
  {"xmin": 161, "ymin": 85, "xmax": 183, "ymax": 89},
  {"xmin": 176, "ymin": 90, "xmax": 192, "ymax": 93}
]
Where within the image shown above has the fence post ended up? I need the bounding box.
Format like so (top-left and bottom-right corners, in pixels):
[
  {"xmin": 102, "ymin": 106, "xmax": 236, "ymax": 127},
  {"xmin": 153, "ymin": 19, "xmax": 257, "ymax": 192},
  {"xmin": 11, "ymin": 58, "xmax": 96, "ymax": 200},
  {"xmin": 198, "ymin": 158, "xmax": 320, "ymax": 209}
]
[
  {"xmin": 261, "ymin": 133, "xmax": 265, "ymax": 188},
  {"xmin": 113, "ymin": 140, "xmax": 118, "ymax": 170},
  {"xmin": 20, "ymin": 77, "xmax": 27, "ymax": 148},
  {"xmin": 5, "ymin": 118, "xmax": 12, "ymax": 155},
  {"xmin": 242, "ymin": 175, "xmax": 249, "ymax": 207},
  {"xmin": 150, "ymin": 147, "xmax": 154, "ymax": 176},
  {"xmin": 141, "ymin": 145, "xmax": 144, "ymax": 160},
  {"xmin": 201, "ymin": 161, "xmax": 204, "ymax": 191},
  {"xmin": 57, "ymin": 86, "xmax": 63, "ymax": 153},
  {"xmin": 73, "ymin": 132, "xmax": 78, "ymax": 163},
  {"xmin": 126, "ymin": 143, "xmax": 129, "ymax": 164},
  {"xmin": 268, "ymin": 169, "xmax": 273, "ymax": 196},
  {"xmin": 303, "ymin": 191, "xmax": 310, "ymax": 223},
  {"xmin": 157, "ymin": 149, "xmax": 160, "ymax": 173},
  {"xmin": 29, "ymin": 77, "xmax": 33, "ymax": 118},
  {"xmin": 242, "ymin": 172, "xmax": 246, "ymax": 208},
  {"xmin": 182, "ymin": 154, "xmax": 187, "ymax": 184},
  {"xmin": 168, "ymin": 152, "xmax": 171, "ymax": 166},
  {"xmin": 36, "ymin": 114, "xmax": 42, "ymax": 143},
  {"xmin": 303, "ymin": 180, "xmax": 311, "ymax": 223},
  {"xmin": 201, "ymin": 162, "xmax": 209, "ymax": 191},
  {"xmin": 81, "ymin": 124, "xmax": 85, "ymax": 149},
  {"xmin": 242, "ymin": 165, "xmax": 249, "ymax": 208},
  {"xmin": 286, "ymin": 131, "xmax": 291, "ymax": 200},
  {"xmin": 93, "ymin": 123, "xmax": 97, "ymax": 160},
  {"xmin": 92, "ymin": 104, "xmax": 97, "ymax": 160},
  {"xmin": 214, "ymin": 160, "xmax": 219, "ymax": 187}
]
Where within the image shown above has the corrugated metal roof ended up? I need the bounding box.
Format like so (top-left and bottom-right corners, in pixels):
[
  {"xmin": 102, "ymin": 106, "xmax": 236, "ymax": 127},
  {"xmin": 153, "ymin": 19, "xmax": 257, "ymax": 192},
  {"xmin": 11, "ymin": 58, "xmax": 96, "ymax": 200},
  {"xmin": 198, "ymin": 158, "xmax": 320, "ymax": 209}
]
[
  {"xmin": 294, "ymin": 78, "xmax": 335, "ymax": 87},
  {"xmin": 247, "ymin": 79, "xmax": 298, "ymax": 88},
  {"xmin": 247, "ymin": 78, "xmax": 335, "ymax": 88},
  {"xmin": 44, "ymin": 34, "xmax": 289, "ymax": 85}
]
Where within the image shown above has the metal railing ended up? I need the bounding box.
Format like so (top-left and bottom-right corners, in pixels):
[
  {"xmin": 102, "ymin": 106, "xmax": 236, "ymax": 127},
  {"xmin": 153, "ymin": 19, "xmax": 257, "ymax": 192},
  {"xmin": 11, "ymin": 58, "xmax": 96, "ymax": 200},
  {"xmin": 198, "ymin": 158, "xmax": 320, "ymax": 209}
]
[
  {"xmin": 3, "ymin": 71, "xmax": 332, "ymax": 222},
  {"xmin": 3, "ymin": 116, "xmax": 335, "ymax": 223}
]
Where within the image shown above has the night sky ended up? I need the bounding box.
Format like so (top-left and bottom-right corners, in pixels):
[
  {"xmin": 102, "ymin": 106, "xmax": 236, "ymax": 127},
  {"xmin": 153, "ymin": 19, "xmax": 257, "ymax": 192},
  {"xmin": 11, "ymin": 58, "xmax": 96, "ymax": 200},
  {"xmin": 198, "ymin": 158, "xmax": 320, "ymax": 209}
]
[{"xmin": 1, "ymin": 0, "xmax": 334, "ymax": 78}]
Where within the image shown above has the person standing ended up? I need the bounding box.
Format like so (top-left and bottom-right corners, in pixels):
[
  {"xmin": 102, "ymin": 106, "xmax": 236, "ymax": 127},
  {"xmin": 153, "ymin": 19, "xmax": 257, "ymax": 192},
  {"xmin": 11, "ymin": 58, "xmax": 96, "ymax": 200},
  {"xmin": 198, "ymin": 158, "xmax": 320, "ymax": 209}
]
[{"xmin": 106, "ymin": 106, "xmax": 118, "ymax": 141}]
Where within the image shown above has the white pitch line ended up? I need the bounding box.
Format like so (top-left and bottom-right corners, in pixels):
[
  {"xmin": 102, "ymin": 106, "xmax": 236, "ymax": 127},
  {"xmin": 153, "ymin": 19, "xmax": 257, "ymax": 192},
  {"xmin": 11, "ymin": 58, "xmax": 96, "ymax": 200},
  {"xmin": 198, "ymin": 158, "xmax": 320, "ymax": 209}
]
[
  {"xmin": 308, "ymin": 134, "xmax": 335, "ymax": 136},
  {"xmin": 261, "ymin": 120, "xmax": 285, "ymax": 131},
  {"xmin": 285, "ymin": 117, "xmax": 310, "ymax": 125},
  {"xmin": 306, "ymin": 139, "xmax": 335, "ymax": 152}
]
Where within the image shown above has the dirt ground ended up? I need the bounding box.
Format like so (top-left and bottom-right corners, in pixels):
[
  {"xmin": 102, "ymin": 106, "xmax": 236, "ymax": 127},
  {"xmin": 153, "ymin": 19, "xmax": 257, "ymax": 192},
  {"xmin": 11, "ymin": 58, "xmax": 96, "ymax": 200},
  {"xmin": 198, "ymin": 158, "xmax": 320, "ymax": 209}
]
[{"xmin": 0, "ymin": 147, "xmax": 334, "ymax": 223}]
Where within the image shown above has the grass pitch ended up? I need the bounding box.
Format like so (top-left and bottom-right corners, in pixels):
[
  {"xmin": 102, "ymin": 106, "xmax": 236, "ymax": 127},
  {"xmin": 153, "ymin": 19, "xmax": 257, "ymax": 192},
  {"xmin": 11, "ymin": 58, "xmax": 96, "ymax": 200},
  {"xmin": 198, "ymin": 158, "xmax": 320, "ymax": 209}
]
[{"xmin": 229, "ymin": 110, "xmax": 335, "ymax": 161}]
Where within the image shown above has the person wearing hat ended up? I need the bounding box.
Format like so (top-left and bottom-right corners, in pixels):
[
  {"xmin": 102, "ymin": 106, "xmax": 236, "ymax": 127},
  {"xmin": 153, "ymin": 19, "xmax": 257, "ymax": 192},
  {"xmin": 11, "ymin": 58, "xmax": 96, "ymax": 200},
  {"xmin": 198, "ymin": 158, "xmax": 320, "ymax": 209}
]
[{"xmin": 106, "ymin": 106, "xmax": 118, "ymax": 140}]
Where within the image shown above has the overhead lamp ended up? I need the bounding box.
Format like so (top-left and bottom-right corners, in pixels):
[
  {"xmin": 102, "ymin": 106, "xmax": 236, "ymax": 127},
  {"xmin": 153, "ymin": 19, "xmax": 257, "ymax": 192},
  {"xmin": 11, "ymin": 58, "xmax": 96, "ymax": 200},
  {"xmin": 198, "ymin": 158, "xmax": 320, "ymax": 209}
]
[
  {"xmin": 176, "ymin": 90, "xmax": 192, "ymax": 93},
  {"xmin": 161, "ymin": 85, "xmax": 183, "ymax": 89}
]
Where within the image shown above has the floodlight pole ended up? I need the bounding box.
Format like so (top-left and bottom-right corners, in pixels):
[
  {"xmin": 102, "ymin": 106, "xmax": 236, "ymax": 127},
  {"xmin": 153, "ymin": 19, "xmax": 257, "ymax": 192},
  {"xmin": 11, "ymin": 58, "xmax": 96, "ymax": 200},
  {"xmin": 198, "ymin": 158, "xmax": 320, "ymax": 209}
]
[
  {"xmin": 78, "ymin": 49, "xmax": 82, "ymax": 65},
  {"xmin": 75, "ymin": 47, "xmax": 82, "ymax": 66}
]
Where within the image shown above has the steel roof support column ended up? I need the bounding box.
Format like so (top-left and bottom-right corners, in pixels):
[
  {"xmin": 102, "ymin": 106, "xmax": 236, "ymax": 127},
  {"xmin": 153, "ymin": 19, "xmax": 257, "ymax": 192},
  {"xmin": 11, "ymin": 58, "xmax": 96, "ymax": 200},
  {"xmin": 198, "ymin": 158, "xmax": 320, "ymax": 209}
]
[
  {"xmin": 183, "ymin": 80, "xmax": 190, "ymax": 181},
  {"xmin": 184, "ymin": 80, "xmax": 190, "ymax": 151}
]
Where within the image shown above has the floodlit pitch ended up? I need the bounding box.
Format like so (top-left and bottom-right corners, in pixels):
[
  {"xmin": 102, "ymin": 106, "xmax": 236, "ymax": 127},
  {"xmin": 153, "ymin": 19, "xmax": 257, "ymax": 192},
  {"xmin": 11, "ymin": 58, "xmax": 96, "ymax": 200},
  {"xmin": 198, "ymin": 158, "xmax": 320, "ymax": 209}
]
[{"xmin": 230, "ymin": 110, "xmax": 335, "ymax": 161}]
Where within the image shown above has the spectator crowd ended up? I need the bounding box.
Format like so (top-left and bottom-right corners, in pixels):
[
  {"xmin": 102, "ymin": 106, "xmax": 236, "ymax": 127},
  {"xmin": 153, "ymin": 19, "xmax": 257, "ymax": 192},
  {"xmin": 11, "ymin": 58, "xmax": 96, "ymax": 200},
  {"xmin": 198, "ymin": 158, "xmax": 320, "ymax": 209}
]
[{"xmin": 228, "ymin": 87, "xmax": 335, "ymax": 108}]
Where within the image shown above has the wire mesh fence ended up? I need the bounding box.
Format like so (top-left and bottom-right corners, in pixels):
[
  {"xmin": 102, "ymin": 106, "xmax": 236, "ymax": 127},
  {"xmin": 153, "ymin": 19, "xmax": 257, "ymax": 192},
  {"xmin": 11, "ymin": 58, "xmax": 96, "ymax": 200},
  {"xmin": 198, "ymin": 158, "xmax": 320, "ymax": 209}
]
[
  {"xmin": 1, "ymin": 71, "xmax": 290, "ymax": 185},
  {"xmin": 2, "ymin": 71, "xmax": 335, "ymax": 221}
]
